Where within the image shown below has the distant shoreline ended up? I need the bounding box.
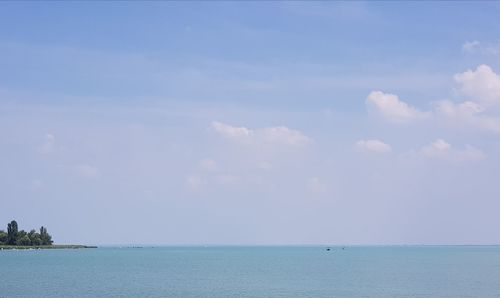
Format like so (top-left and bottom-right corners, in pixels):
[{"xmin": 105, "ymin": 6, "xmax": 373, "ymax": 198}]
[{"xmin": 0, "ymin": 245, "xmax": 97, "ymax": 250}]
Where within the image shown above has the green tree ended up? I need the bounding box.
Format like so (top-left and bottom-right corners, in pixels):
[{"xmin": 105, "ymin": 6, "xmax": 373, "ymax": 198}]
[
  {"xmin": 0, "ymin": 230, "xmax": 7, "ymax": 245},
  {"xmin": 16, "ymin": 234, "xmax": 31, "ymax": 246},
  {"xmin": 7, "ymin": 220, "xmax": 18, "ymax": 245},
  {"xmin": 40, "ymin": 226, "xmax": 53, "ymax": 245},
  {"xmin": 2, "ymin": 221, "xmax": 55, "ymax": 246},
  {"xmin": 17, "ymin": 230, "xmax": 27, "ymax": 240},
  {"xmin": 28, "ymin": 229, "xmax": 36, "ymax": 238},
  {"xmin": 28, "ymin": 229, "xmax": 42, "ymax": 246}
]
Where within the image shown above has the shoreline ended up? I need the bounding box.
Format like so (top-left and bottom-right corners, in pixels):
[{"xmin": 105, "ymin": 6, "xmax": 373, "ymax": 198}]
[{"xmin": 0, "ymin": 245, "xmax": 97, "ymax": 250}]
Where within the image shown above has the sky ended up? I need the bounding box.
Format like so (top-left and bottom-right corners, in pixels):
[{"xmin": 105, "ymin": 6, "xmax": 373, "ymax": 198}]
[{"xmin": 1, "ymin": 2, "xmax": 500, "ymax": 245}]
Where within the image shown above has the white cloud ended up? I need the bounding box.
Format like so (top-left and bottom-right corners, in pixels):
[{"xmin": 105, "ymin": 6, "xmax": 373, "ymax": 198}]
[
  {"xmin": 200, "ymin": 158, "xmax": 217, "ymax": 171},
  {"xmin": 462, "ymin": 41, "xmax": 500, "ymax": 55},
  {"xmin": 420, "ymin": 139, "xmax": 451, "ymax": 157},
  {"xmin": 428, "ymin": 65, "xmax": 500, "ymax": 133},
  {"xmin": 462, "ymin": 41, "xmax": 480, "ymax": 53},
  {"xmin": 355, "ymin": 139, "xmax": 392, "ymax": 154},
  {"xmin": 260, "ymin": 126, "xmax": 311, "ymax": 146},
  {"xmin": 75, "ymin": 164, "xmax": 101, "ymax": 179},
  {"xmin": 419, "ymin": 139, "xmax": 486, "ymax": 162},
  {"xmin": 366, "ymin": 66, "xmax": 500, "ymax": 133},
  {"xmin": 366, "ymin": 91, "xmax": 430, "ymax": 123},
  {"xmin": 454, "ymin": 64, "xmax": 500, "ymax": 107},
  {"xmin": 435, "ymin": 100, "xmax": 500, "ymax": 133},
  {"xmin": 453, "ymin": 147, "xmax": 487, "ymax": 162},
  {"xmin": 211, "ymin": 121, "xmax": 311, "ymax": 146},
  {"xmin": 211, "ymin": 121, "xmax": 252, "ymax": 139}
]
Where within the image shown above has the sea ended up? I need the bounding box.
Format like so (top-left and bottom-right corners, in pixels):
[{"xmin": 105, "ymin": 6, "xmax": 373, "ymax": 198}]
[{"xmin": 1, "ymin": 246, "xmax": 500, "ymax": 297}]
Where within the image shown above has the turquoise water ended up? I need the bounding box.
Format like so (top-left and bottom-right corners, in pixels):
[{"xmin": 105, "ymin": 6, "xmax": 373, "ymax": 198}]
[{"xmin": 2, "ymin": 246, "xmax": 500, "ymax": 297}]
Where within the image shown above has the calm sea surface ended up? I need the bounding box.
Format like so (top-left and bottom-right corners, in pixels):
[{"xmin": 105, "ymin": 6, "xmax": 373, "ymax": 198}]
[{"xmin": 1, "ymin": 246, "xmax": 500, "ymax": 297}]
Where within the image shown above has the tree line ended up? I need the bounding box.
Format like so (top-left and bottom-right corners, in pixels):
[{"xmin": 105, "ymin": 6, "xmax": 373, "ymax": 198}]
[{"xmin": 0, "ymin": 220, "xmax": 53, "ymax": 246}]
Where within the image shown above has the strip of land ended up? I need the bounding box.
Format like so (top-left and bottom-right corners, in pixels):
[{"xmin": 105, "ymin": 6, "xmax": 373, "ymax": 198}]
[{"xmin": 0, "ymin": 245, "xmax": 97, "ymax": 250}]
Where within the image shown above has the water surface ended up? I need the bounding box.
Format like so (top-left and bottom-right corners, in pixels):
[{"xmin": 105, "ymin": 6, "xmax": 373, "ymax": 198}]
[{"xmin": 1, "ymin": 246, "xmax": 500, "ymax": 297}]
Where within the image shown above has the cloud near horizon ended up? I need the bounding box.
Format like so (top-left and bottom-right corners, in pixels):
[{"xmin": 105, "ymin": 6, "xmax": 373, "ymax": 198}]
[
  {"xmin": 355, "ymin": 139, "xmax": 392, "ymax": 154},
  {"xmin": 418, "ymin": 139, "xmax": 486, "ymax": 162},
  {"xmin": 211, "ymin": 121, "xmax": 312, "ymax": 146}
]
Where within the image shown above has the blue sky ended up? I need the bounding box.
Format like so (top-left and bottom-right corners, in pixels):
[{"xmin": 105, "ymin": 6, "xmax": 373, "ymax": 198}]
[{"xmin": 2, "ymin": 2, "xmax": 500, "ymax": 245}]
